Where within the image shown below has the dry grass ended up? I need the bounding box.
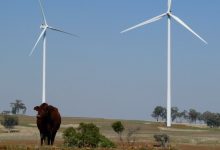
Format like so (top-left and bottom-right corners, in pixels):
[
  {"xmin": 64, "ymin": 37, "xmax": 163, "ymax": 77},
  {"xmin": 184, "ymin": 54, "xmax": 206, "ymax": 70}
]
[{"xmin": 0, "ymin": 115, "xmax": 220, "ymax": 149}]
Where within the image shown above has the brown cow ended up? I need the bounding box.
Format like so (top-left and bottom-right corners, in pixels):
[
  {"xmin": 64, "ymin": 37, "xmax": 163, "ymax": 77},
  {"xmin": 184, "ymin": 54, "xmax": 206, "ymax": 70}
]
[{"xmin": 34, "ymin": 103, "xmax": 61, "ymax": 145}]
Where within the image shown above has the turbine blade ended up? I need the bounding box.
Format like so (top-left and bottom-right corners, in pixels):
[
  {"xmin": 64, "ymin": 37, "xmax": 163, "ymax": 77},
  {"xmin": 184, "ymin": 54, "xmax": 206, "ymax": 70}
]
[
  {"xmin": 121, "ymin": 13, "xmax": 166, "ymax": 33},
  {"xmin": 29, "ymin": 28, "xmax": 47, "ymax": 56},
  {"xmin": 168, "ymin": 0, "xmax": 172, "ymax": 12},
  {"xmin": 38, "ymin": 0, "xmax": 47, "ymax": 24},
  {"xmin": 170, "ymin": 13, "xmax": 207, "ymax": 44},
  {"xmin": 47, "ymin": 26, "xmax": 79, "ymax": 37}
]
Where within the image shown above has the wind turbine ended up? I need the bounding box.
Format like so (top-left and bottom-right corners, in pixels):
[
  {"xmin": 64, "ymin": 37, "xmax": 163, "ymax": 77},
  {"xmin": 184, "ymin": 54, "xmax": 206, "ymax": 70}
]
[
  {"xmin": 30, "ymin": 0, "xmax": 78, "ymax": 103},
  {"xmin": 121, "ymin": 0, "xmax": 207, "ymax": 127}
]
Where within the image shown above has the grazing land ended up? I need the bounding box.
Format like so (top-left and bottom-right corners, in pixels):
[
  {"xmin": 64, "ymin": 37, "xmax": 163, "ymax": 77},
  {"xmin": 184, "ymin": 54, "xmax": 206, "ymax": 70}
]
[{"xmin": 0, "ymin": 115, "xmax": 220, "ymax": 149}]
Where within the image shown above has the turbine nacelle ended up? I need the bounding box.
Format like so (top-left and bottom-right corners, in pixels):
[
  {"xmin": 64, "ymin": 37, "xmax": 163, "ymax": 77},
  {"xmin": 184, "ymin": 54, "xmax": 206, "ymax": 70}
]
[
  {"xmin": 167, "ymin": 12, "xmax": 171, "ymax": 18},
  {"xmin": 40, "ymin": 24, "xmax": 48, "ymax": 29}
]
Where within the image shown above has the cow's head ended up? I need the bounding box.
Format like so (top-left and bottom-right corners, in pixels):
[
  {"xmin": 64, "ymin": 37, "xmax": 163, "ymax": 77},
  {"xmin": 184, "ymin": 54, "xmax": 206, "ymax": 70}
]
[{"xmin": 34, "ymin": 103, "xmax": 50, "ymax": 119}]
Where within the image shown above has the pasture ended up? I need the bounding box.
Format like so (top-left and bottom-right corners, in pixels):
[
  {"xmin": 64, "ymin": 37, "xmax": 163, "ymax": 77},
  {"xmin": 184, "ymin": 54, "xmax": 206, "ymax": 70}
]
[{"xmin": 0, "ymin": 115, "xmax": 220, "ymax": 149}]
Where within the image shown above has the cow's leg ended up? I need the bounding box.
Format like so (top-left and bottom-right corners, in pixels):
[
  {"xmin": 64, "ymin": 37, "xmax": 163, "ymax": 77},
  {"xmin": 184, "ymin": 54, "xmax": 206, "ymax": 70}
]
[
  {"xmin": 41, "ymin": 137, "xmax": 43, "ymax": 146},
  {"xmin": 47, "ymin": 136, "xmax": 50, "ymax": 145},
  {"xmin": 46, "ymin": 133, "xmax": 51, "ymax": 145},
  {"xmin": 51, "ymin": 131, "xmax": 57, "ymax": 145},
  {"xmin": 48, "ymin": 131, "xmax": 53, "ymax": 145},
  {"xmin": 40, "ymin": 133, "xmax": 44, "ymax": 146}
]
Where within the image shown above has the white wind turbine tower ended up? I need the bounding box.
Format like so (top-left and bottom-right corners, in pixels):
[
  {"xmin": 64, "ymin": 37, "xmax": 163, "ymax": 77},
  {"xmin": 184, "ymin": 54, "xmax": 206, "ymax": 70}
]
[
  {"xmin": 30, "ymin": 0, "xmax": 78, "ymax": 103},
  {"xmin": 121, "ymin": 0, "xmax": 207, "ymax": 127}
]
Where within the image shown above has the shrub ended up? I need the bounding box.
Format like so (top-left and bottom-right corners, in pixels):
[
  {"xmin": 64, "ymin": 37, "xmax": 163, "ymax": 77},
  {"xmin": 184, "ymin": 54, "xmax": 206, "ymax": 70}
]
[
  {"xmin": 63, "ymin": 127, "xmax": 79, "ymax": 147},
  {"xmin": 77, "ymin": 123, "xmax": 100, "ymax": 147},
  {"xmin": 154, "ymin": 134, "xmax": 169, "ymax": 148},
  {"xmin": 63, "ymin": 123, "xmax": 115, "ymax": 148},
  {"xmin": 99, "ymin": 135, "xmax": 115, "ymax": 148},
  {"xmin": 1, "ymin": 115, "xmax": 18, "ymax": 131}
]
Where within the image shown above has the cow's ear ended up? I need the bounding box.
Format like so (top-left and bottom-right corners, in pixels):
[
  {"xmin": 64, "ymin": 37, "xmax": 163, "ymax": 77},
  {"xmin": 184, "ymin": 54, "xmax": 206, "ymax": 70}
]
[{"xmin": 34, "ymin": 106, "xmax": 40, "ymax": 111}]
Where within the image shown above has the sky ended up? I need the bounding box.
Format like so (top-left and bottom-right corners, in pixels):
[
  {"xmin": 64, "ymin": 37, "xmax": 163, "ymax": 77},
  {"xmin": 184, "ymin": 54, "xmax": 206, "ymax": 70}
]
[{"xmin": 0, "ymin": 0, "xmax": 220, "ymax": 121}]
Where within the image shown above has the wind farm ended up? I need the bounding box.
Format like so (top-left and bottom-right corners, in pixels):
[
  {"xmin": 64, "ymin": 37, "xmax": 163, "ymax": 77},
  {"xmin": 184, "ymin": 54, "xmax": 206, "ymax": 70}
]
[{"xmin": 0, "ymin": 0, "xmax": 220, "ymax": 149}]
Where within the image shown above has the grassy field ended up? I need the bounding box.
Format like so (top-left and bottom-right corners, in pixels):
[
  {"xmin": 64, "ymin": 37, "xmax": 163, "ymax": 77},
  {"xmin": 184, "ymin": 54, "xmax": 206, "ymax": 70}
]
[{"xmin": 0, "ymin": 115, "xmax": 220, "ymax": 149}]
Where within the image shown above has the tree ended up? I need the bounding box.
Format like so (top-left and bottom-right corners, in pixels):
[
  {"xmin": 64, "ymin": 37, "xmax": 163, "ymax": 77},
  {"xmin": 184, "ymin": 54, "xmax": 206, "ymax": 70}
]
[
  {"xmin": 112, "ymin": 121, "xmax": 124, "ymax": 142},
  {"xmin": 161, "ymin": 108, "xmax": 167, "ymax": 121},
  {"xmin": 202, "ymin": 111, "xmax": 212, "ymax": 124},
  {"xmin": 152, "ymin": 106, "xmax": 166, "ymax": 122},
  {"xmin": 10, "ymin": 100, "xmax": 26, "ymax": 115},
  {"xmin": 176, "ymin": 110, "xmax": 185, "ymax": 123},
  {"xmin": 188, "ymin": 109, "xmax": 200, "ymax": 123},
  {"xmin": 182, "ymin": 110, "xmax": 189, "ymax": 122},
  {"xmin": 171, "ymin": 107, "xmax": 179, "ymax": 122},
  {"xmin": 197, "ymin": 112, "xmax": 203, "ymax": 123},
  {"xmin": 202, "ymin": 111, "xmax": 220, "ymax": 128}
]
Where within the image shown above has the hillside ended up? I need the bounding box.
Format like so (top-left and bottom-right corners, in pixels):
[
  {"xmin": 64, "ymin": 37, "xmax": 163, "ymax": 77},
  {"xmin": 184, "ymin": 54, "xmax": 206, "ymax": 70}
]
[{"xmin": 0, "ymin": 115, "xmax": 220, "ymax": 150}]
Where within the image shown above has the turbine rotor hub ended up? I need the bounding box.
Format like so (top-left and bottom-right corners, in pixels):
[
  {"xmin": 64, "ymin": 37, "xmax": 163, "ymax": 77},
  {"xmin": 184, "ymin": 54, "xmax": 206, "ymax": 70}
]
[{"xmin": 40, "ymin": 24, "xmax": 47, "ymax": 29}]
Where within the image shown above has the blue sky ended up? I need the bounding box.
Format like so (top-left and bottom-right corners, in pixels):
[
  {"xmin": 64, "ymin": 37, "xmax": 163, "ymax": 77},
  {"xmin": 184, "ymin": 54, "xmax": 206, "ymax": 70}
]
[{"xmin": 0, "ymin": 0, "xmax": 219, "ymax": 120}]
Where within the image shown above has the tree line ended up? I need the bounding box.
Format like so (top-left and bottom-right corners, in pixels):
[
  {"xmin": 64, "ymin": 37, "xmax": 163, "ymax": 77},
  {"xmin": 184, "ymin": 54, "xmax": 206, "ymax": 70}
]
[{"xmin": 152, "ymin": 106, "xmax": 220, "ymax": 128}]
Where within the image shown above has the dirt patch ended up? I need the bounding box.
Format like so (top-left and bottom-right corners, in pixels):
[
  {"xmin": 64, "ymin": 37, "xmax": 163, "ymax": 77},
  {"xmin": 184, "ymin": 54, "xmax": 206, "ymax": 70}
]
[
  {"xmin": 176, "ymin": 144, "xmax": 220, "ymax": 150},
  {"xmin": 60, "ymin": 124, "xmax": 79, "ymax": 128},
  {"xmin": 158, "ymin": 127, "xmax": 207, "ymax": 132},
  {"xmin": 0, "ymin": 126, "xmax": 39, "ymax": 141}
]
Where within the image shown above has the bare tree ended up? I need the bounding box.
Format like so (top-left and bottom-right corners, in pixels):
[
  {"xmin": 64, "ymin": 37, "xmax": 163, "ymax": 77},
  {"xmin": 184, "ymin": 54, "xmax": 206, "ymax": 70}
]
[{"xmin": 126, "ymin": 127, "xmax": 140, "ymax": 147}]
